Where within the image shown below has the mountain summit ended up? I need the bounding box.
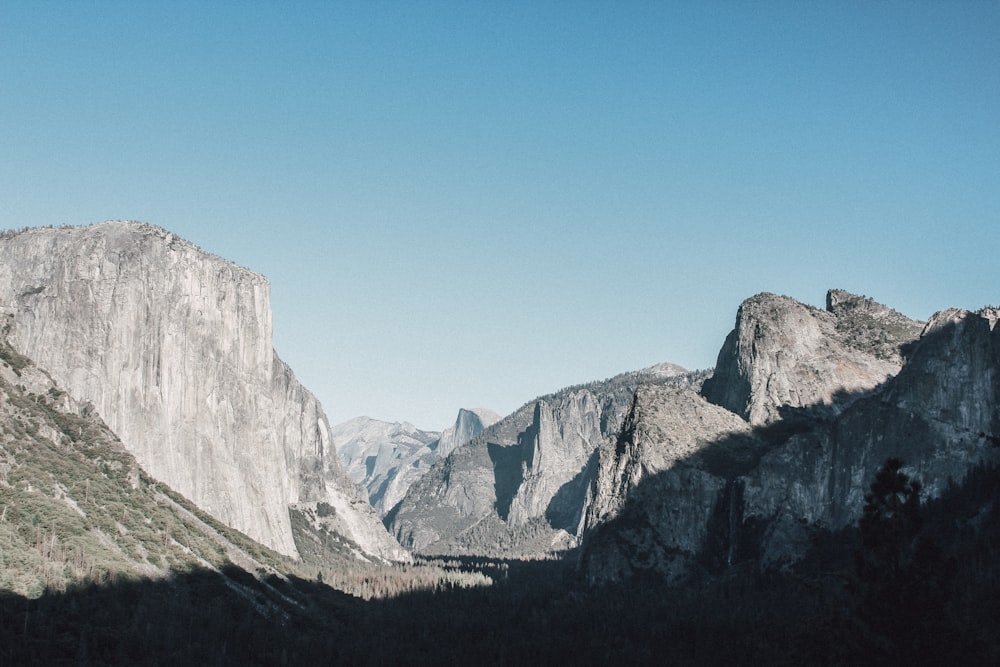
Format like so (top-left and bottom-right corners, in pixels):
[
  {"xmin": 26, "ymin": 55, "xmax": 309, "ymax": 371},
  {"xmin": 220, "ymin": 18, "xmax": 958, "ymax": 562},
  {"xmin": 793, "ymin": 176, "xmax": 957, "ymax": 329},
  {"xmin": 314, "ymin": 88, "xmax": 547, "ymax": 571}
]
[{"xmin": 334, "ymin": 407, "xmax": 500, "ymax": 516}]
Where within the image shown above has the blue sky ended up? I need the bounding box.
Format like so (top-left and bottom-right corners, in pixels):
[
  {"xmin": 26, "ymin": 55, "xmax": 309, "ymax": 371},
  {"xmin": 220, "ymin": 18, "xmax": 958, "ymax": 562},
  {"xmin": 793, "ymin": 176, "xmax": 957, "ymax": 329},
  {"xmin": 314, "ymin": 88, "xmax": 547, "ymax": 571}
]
[{"xmin": 2, "ymin": 2, "xmax": 997, "ymax": 430}]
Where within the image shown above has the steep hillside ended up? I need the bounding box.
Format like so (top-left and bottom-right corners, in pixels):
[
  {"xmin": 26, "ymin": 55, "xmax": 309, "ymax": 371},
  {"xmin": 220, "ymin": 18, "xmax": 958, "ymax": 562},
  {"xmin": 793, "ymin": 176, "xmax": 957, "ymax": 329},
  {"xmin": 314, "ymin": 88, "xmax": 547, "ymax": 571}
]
[
  {"xmin": 3, "ymin": 284, "xmax": 998, "ymax": 665},
  {"xmin": 335, "ymin": 408, "xmax": 500, "ymax": 516},
  {"xmin": 0, "ymin": 222, "xmax": 404, "ymax": 562},
  {"xmin": 0, "ymin": 322, "xmax": 306, "ymax": 600},
  {"xmin": 0, "ymin": 329, "xmax": 499, "ymax": 665},
  {"xmin": 388, "ymin": 362, "xmax": 695, "ymax": 556},
  {"xmin": 581, "ymin": 291, "xmax": 1000, "ymax": 582}
]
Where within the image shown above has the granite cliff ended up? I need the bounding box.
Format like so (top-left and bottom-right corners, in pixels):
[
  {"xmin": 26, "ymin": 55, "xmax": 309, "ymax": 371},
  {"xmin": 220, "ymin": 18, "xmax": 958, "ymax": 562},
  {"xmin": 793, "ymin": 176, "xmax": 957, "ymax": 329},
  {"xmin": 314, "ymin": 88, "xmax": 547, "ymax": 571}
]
[
  {"xmin": 334, "ymin": 407, "xmax": 500, "ymax": 516},
  {"xmin": 701, "ymin": 290, "xmax": 924, "ymax": 425},
  {"xmin": 0, "ymin": 222, "xmax": 405, "ymax": 561},
  {"xmin": 387, "ymin": 362, "xmax": 693, "ymax": 555},
  {"xmin": 0, "ymin": 321, "xmax": 314, "ymax": 606},
  {"xmin": 581, "ymin": 290, "xmax": 1000, "ymax": 582}
]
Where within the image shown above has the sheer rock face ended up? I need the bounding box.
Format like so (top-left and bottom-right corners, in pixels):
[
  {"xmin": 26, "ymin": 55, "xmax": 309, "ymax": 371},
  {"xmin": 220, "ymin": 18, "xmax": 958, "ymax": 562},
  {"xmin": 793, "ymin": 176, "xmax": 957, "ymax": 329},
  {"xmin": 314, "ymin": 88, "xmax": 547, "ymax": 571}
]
[
  {"xmin": 388, "ymin": 364, "xmax": 693, "ymax": 556},
  {"xmin": 582, "ymin": 292, "xmax": 1000, "ymax": 583},
  {"xmin": 701, "ymin": 290, "xmax": 924, "ymax": 425},
  {"xmin": 334, "ymin": 408, "xmax": 501, "ymax": 517},
  {"xmin": 0, "ymin": 222, "xmax": 405, "ymax": 561},
  {"xmin": 335, "ymin": 417, "xmax": 440, "ymax": 515},
  {"xmin": 440, "ymin": 408, "xmax": 502, "ymax": 459},
  {"xmin": 740, "ymin": 305, "xmax": 1000, "ymax": 564},
  {"xmin": 585, "ymin": 385, "xmax": 756, "ymax": 533},
  {"xmin": 0, "ymin": 328, "xmax": 305, "ymax": 601}
]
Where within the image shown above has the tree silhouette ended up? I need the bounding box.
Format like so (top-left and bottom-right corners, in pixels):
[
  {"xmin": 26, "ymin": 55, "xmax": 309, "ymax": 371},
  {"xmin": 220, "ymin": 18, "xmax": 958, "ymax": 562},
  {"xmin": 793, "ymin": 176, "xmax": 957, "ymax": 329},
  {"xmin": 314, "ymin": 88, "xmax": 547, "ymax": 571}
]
[{"xmin": 852, "ymin": 458, "xmax": 957, "ymax": 665}]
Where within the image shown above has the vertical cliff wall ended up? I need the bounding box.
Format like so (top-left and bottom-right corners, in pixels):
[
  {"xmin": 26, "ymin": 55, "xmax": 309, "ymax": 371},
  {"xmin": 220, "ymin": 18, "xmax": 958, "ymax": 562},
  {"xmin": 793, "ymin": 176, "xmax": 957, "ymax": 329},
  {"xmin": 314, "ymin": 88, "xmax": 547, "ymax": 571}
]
[
  {"xmin": 388, "ymin": 363, "xmax": 692, "ymax": 555},
  {"xmin": 0, "ymin": 222, "xmax": 404, "ymax": 560},
  {"xmin": 334, "ymin": 407, "xmax": 501, "ymax": 517},
  {"xmin": 702, "ymin": 291, "xmax": 924, "ymax": 425},
  {"xmin": 582, "ymin": 291, "xmax": 1000, "ymax": 583}
]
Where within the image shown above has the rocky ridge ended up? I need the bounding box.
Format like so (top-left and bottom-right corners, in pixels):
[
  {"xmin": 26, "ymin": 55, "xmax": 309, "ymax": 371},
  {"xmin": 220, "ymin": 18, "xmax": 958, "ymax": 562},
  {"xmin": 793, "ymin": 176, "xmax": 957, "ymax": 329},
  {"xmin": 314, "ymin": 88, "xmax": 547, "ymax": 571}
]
[
  {"xmin": 0, "ymin": 222, "xmax": 405, "ymax": 562},
  {"xmin": 702, "ymin": 290, "xmax": 924, "ymax": 425},
  {"xmin": 334, "ymin": 407, "xmax": 500, "ymax": 516},
  {"xmin": 388, "ymin": 362, "xmax": 694, "ymax": 556},
  {"xmin": 581, "ymin": 290, "xmax": 1000, "ymax": 582}
]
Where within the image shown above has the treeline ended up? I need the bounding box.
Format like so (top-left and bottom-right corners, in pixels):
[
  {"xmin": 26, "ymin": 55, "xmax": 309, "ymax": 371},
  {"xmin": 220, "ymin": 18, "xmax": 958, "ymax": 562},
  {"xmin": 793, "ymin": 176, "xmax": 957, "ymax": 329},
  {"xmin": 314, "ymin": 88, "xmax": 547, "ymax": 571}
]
[
  {"xmin": 3, "ymin": 459, "xmax": 999, "ymax": 665},
  {"xmin": 0, "ymin": 224, "xmax": 80, "ymax": 240}
]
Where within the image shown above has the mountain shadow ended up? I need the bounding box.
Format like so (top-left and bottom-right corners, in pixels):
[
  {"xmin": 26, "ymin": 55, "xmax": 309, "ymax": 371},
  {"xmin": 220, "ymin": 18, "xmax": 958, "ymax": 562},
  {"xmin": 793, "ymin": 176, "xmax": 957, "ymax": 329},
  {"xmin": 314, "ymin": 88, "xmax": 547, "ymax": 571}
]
[
  {"xmin": 487, "ymin": 442, "xmax": 525, "ymax": 521},
  {"xmin": 9, "ymin": 454, "xmax": 999, "ymax": 667},
  {"xmin": 584, "ymin": 312, "xmax": 1000, "ymax": 580},
  {"xmin": 544, "ymin": 449, "xmax": 599, "ymax": 533},
  {"xmin": 0, "ymin": 565, "xmax": 358, "ymax": 667}
]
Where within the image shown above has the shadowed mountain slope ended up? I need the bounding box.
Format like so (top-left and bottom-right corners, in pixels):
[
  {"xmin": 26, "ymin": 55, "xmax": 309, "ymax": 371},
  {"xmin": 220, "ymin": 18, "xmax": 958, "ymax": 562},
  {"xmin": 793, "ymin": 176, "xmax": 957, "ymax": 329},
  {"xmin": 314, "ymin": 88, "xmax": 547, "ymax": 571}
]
[
  {"xmin": 581, "ymin": 292, "xmax": 1000, "ymax": 582},
  {"xmin": 387, "ymin": 362, "xmax": 695, "ymax": 556}
]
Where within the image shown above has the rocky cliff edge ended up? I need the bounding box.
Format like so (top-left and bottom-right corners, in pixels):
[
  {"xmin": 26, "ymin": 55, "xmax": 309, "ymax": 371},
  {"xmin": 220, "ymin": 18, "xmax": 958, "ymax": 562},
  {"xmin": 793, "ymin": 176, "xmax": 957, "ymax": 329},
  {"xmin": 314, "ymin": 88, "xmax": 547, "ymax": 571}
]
[{"xmin": 0, "ymin": 222, "xmax": 406, "ymax": 562}]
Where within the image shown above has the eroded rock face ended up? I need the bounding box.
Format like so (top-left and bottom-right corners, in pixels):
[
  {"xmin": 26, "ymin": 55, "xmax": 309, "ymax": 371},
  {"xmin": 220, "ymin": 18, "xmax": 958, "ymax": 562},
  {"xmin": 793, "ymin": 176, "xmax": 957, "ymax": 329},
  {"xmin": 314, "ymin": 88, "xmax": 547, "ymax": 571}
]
[
  {"xmin": 388, "ymin": 363, "xmax": 693, "ymax": 556},
  {"xmin": 701, "ymin": 290, "xmax": 924, "ymax": 425},
  {"xmin": 334, "ymin": 417, "xmax": 439, "ymax": 514},
  {"xmin": 334, "ymin": 408, "xmax": 500, "ymax": 517},
  {"xmin": 739, "ymin": 305, "xmax": 1000, "ymax": 566},
  {"xmin": 585, "ymin": 385, "xmax": 756, "ymax": 531},
  {"xmin": 582, "ymin": 291, "xmax": 999, "ymax": 583},
  {"xmin": 0, "ymin": 222, "xmax": 405, "ymax": 561},
  {"xmin": 581, "ymin": 385, "xmax": 756, "ymax": 582}
]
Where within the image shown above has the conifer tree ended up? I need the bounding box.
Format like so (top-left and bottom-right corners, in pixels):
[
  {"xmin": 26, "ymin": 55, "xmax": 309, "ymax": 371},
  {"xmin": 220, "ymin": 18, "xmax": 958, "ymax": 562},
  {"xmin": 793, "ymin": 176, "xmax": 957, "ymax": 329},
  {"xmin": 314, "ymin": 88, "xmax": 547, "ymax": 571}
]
[{"xmin": 852, "ymin": 458, "xmax": 956, "ymax": 665}]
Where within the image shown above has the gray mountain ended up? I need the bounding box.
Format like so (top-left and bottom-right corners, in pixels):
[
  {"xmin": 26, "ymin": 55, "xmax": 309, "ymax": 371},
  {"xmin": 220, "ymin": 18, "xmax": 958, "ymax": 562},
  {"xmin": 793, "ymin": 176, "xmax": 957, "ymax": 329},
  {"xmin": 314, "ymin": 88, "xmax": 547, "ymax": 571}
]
[
  {"xmin": 702, "ymin": 289, "xmax": 925, "ymax": 425},
  {"xmin": 581, "ymin": 290, "xmax": 1000, "ymax": 582},
  {"xmin": 0, "ymin": 222, "xmax": 406, "ymax": 562},
  {"xmin": 334, "ymin": 407, "xmax": 500, "ymax": 516},
  {"xmin": 0, "ymin": 321, "xmax": 312, "ymax": 603},
  {"xmin": 387, "ymin": 362, "xmax": 693, "ymax": 556}
]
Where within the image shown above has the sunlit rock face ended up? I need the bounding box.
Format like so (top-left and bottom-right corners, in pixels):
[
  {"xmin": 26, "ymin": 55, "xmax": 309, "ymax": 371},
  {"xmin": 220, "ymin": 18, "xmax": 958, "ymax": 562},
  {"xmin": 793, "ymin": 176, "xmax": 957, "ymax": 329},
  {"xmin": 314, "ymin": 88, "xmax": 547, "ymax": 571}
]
[
  {"xmin": 740, "ymin": 304, "xmax": 1000, "ymax": 566},
  {"xmin": 0, "ymin": 221, "xmax": 405, "ymax": 561},
  {"xmin": 388, "ymin": 363, "xmax": 693, "ymax": 556},
  {"xmin": 334, "ymin": 408, "xmax": 501, "ymax": 517},
  {"xmin": 584, "ymin": 384, "xmax": 755, "ymax": 534},
  {"xmin": 581, "ymin": 291, "xmax": 1000, "ymax": 583},
  {"xmin": 702, "ymin": 290, "xmax": 924, "ymax": 425}
]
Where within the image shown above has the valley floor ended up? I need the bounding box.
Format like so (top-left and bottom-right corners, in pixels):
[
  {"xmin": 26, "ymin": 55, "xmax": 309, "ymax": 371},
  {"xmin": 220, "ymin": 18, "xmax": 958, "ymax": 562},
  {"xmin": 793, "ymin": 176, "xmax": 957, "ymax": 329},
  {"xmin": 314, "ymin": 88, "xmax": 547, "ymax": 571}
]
[{"xmin": 4, "ymin": 479, "xmax": 999, "ymax": 667}]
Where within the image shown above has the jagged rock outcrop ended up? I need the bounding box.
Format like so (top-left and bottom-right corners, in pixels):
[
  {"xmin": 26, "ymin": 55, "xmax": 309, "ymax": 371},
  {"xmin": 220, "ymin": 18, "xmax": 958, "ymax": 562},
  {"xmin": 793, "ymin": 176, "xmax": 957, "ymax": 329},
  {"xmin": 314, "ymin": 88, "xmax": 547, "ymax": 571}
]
[
  {"xmin": 389, "ymin": 363, "xmax": 694, "ymax": 556},
  {"xmin": 585, "ymin": 385, "xmax": 757, "ymax": 531},
  {"xmin": 739, "ymin": 304, "xmax": 1000, "ymax": 566},
  {"xmin": 335, "ymin": 408, "xmax": 500, "ymax": 517},
  {"xmin": 335, "ymin": 417, "xmax": 439, "ymax": 511},
  {"xmin": 0, "ymin": 222, "xmax": 405, "ymax": 561},
  {"xmin": 582, "ymin": 290, "xmax": 1000, "ymax": 583},
  {"xmin": 702, "ymin": 290, "xmax": 924, "ymax": 425}
]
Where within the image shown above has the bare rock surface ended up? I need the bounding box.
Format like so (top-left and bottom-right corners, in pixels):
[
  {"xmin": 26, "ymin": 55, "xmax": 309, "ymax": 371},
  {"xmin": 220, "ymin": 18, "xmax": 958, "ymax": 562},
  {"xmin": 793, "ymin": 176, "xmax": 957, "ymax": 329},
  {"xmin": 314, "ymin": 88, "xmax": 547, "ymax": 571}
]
[
  {"xmin": 702, "ymin": 290, "xmax": 924, "ymax": 425},
  {"xmin": 581, "ymin": 291, "xmax": 1000, "ymax": 583},
  {"xmin": 387, "ymin": 362, "xmax": 694, "ymax": 556},
  {"xmin": 0, "ymin": 222, "xmax": 405, "ymax": 561},
  {"xmin": 334, "ymin": 407, "xmax": 500, "ymax": 516}
]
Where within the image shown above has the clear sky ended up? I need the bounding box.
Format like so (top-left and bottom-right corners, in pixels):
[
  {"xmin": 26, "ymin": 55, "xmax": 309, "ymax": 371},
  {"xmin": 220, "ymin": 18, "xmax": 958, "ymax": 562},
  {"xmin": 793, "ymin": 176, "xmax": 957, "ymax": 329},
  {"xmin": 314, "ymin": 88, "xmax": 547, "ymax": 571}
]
[{"xmin": 1, "ymin": 2, "xmax": 997, "ymax": 430}]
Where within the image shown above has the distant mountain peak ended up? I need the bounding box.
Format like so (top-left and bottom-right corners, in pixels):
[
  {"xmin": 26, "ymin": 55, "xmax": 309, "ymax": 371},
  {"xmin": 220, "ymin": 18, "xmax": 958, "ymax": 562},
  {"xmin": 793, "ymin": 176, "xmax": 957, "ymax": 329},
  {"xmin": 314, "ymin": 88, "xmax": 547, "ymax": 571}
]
[{"xmin": 334, "ymin": 407, "xmax": 500, "ymax": 516}]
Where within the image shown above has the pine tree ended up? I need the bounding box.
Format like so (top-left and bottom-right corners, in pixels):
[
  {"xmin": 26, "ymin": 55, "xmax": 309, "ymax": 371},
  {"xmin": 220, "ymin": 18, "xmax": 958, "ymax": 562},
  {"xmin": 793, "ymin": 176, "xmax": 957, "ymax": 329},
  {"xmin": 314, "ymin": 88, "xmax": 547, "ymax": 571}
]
[{"xmin": 852, "ymin": 458, "xmax": 956, "ymax": 665}]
